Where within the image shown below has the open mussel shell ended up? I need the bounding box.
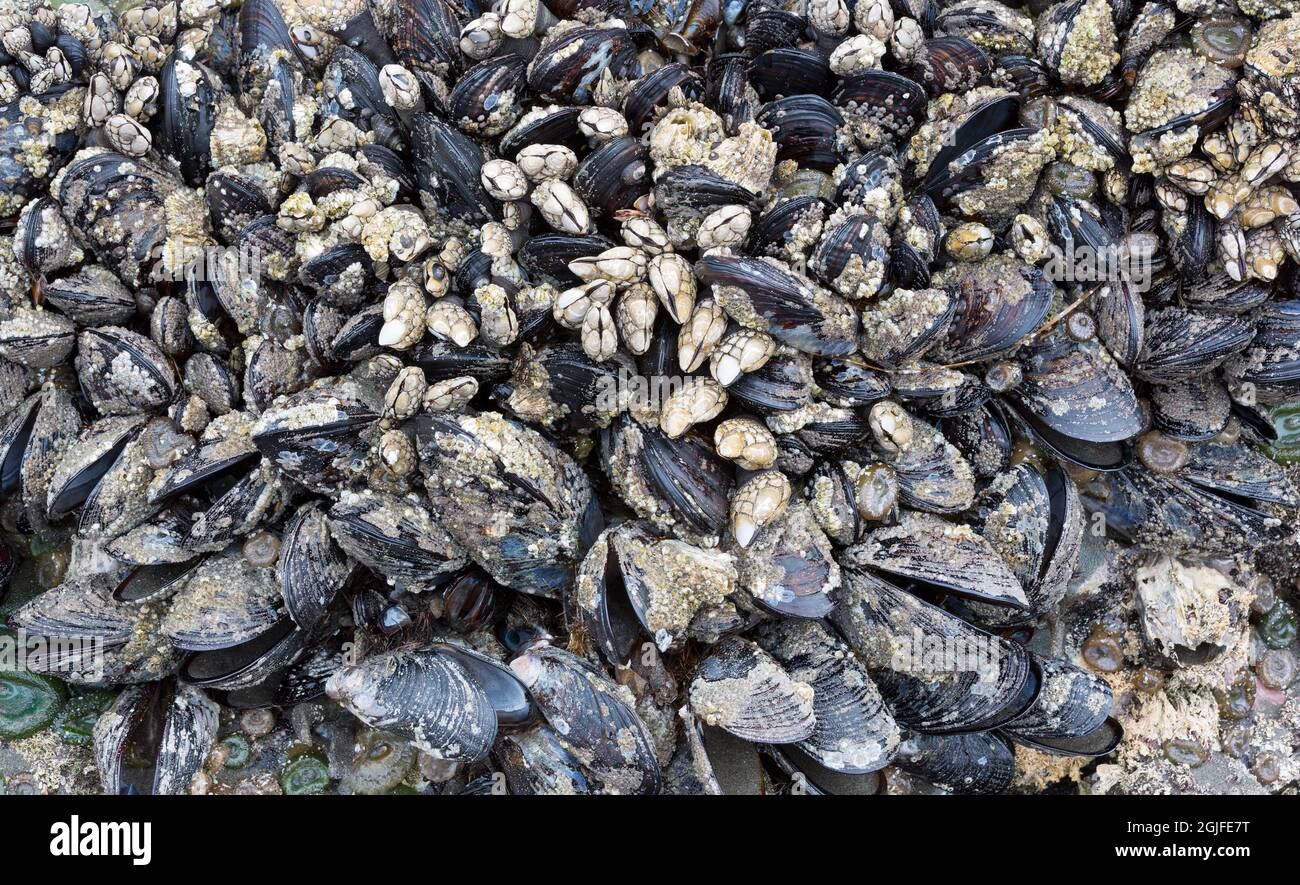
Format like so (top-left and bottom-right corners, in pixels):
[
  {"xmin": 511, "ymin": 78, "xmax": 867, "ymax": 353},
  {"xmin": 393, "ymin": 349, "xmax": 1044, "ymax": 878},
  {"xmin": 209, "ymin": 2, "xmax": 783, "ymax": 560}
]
[
  {"xmin": 1007, "ymin": 717, "xmax": 1124, "ymax": 757},
  {"xmin": 674, "ymin": 706, "xmax": 769, "ymax": 795},
  {"xmin": 0, "ymin": 385, "xmax": 81, "ymax": 533},
  {"xmin": 892, "ymin": 729, "xmax": 1016, "ymax": 795},
  {"xmin": 972, "ymin": 461, "xmax": 1083, "ymax": 623},
  {"xmin": 326, "ymin": 647, "xmax": 500, "ymax": 762},
  {"xmin": 329, "ymin": 489, "xmax": 468, "ymax": 590},
  {"xmin": 45, "ymin": 415, "xmax": 145, "ymax": 521},
  {"xmin": 602, "ymin": 414, "xmax": 733, "ymax": 543},
  {"xmin": 1000, "ymin": 656, "xmax": 1117, "ymax": 756},
  {"xmin": 736, "ymin": 500, "xmax": 840, "ymax": 619},
  {"xmin": 695, "ymin": 254, "xmax": 859, "ymax": 357},
  {"xmin": 829, "ymin": 569, "xmax": 1038, "ymax": 734},
  {"xmin": 113, "ymin": 560, "xmax": 201, "ymax": 605},
  {"xmin": 93, "ymin": 679, "xmax": 218, "ymax": 795},
  {"xmin": 510, "ymin": 643, "xmax": 662, "ymax": 794},
  {"xmin": 433, "ymin": 642, "xmax": 534, "ymax": 727},
  {"xmin": 161, "ymin": 547, "xmax": 284, "ymax": 652},
  {"xmin": 280, "ymin": 502, "xmax": 351, "ymax": 630},
  {"xmin": 688, "ymin": 635, "xmax": 816, "ymax": 744},
  {"xmin": 575, "ymin": 520, "xmax": 738, "ymax": 661},
  {"xmin": 755, "ymin": 620, "xmax": 900, "ymax": 774},
  {"xmin": 757, "ymin": 744, "xmax": 883, "ymax": 795},
  {"xmin": 417, "ymin": 411, "xmax": 599, "ymax": 598},
  {"xmin": 180, "ymin": 616, "xmax": 306, "ymax": 691},
  {"xmin": 849, "ymin": 510, "xmax": 1029, "ymax": 609},
  {"xmin": 994, "ymin": 399, "xmax": 1126, "ymax": 472}
]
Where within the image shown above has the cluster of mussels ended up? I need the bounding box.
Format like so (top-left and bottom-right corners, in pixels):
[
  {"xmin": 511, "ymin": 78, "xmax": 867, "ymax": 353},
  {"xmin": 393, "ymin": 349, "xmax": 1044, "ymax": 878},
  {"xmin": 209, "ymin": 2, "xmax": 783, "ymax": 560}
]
[{"xmin": 0, "ymin": 0, "xmax": 1298, "ymax": 796}]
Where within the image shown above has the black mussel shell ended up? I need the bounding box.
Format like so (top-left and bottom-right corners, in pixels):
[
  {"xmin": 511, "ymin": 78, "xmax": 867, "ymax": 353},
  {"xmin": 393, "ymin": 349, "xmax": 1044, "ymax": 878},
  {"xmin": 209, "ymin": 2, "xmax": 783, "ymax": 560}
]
[
  {"xmin": 729, "ymin": 347, "xmax": 815, "ymax": 413},
  {"xmin": 623, "ymin": 62, "xmax": 705, "ymax": 134},
  {"xmin": 831, "ymin": 70, "xmax": 928, "ymax": 142},
  {"xmin": 695, "ymin": 254, "xmax": 859, "ymax": 357},
  {"xmin": 602, "ymin": 414, "xmax": 734, "ymax": 540},
  {"xmin": 156, "ymin": 57, "xmax": 218, "ymax": 186},
  {"xmin": 386, "ymin": 0, "xmax": 464, "ymax": 79},
  {"xmin": 830, "ymin": 570, "xmax": 1038, "ymax": 734},
  {"xmin": 755, "ymin": 94, "xmax": 845, "ymax": 172},
  {"xmin": 893, "ymin": 729, "xmax": 1016, "ymax": 794},
  {"xmin": 94, "ymin": 679, "xmax": 218, "ymax": 795},
  {"xmin": 410, "ymin": 112, "xmax": 499, "ymax": 223},
  {"xmin": 749, "ymin": 195, "xmax": 833, "ymax": 260},
  {"xmin": 500, "ymin": 105, "xmax": 585, "ymax": 157},
  {"xmin": 748, "ymin": 48, "xmax": 830, "ymax": 101},
  {"xmin": 449, "ymin": 54, "xmax": 528, "ymax": 136},
  {"xmin": 573, "ymin": 137, "xmax": 652, "ymax": 216},
  {"xmin": 517, "ymin": 233, "xmax": 618, "ymax": 288},
  {"xmin": 527, "ymin": 25, "xmax": 639, "ymax": 104}
]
